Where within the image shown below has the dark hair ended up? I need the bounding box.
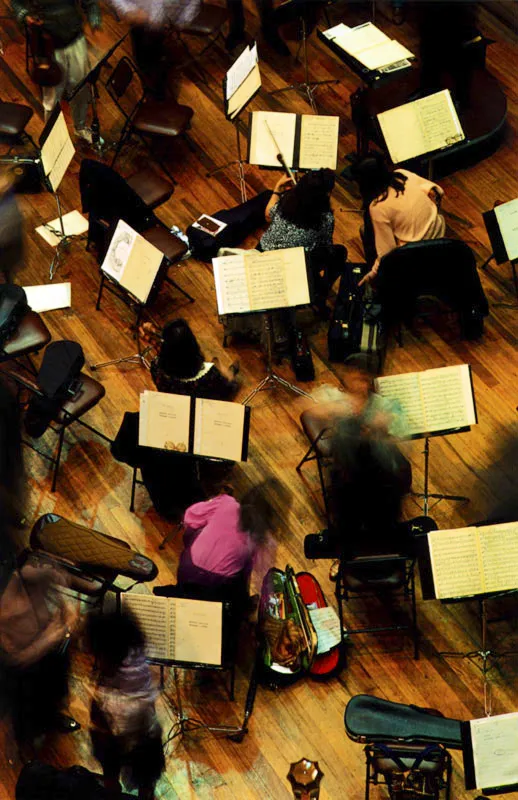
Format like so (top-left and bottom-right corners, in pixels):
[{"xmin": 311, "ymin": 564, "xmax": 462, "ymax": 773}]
[
  {"xmin": 157, "ymin": 318, "xmax": 204, "ymax": 379},
  {"xmin": 277, "ymin": 168, "xmax": 335, "ymax": 230},
  {"xmin": 351, "ymin": 152, "xmax": 407, "ymax": 206},
  {"xmin": 86, "ymin": 610, "xmax": 145, "ymax": 669},
  {"xmin": 239, "ymin": 478, "xmax": 291, "ymax": 545}
]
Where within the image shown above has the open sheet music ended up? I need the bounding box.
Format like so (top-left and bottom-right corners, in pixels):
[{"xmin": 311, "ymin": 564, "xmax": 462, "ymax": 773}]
[
  {"xmin": 40, "ymin": 110, "xmax": 75, "ymax": 192},
  {"xmin": 122, "ymin": 594, "xmax": 223, "ymax": 666},
  {"xmin": 139, "ymin": 391, "xmax": 250, "ymax": 462},
  {"xmin": 322, "ymin": 21, "xmax": 413, "ymax": 71},
  {"xmin": 375, "ymin": 364, "xmax": 477, "ymax": 438},
  {"xmin": 377, "ymin": 89, "xmax": 465, "ymax": 164},
  {"xmin": 213, "ymin": 247, "xmax": 309, "ymax": 315},
  {"xmin": 463, "ymin": 713, "xmax": 518, "ymax": 791},
  {"xmin": 494, "ymin": 198, "xmax": 518, "ymax": 261},
  {"xmin": 426, "ymin": 521, "xmax": 518, "ymax": 600},
  {"xmin": 225, "ymin": 43, "xmax": 261, "ymax": 120},
  {"xmin": 101, "ymin": 219, "xmax": 163, "ymax": 304},
  {"xmin": 248, "ymin": 111, "xmax": 339, "ymax": 171}
]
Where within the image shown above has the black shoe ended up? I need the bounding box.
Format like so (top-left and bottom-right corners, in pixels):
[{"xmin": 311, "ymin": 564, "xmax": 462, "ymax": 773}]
[
  {"xmin": 53, "ymin": 713, "xmax": 81, "ymax": 734},
  {"xmin": 262, "ymin": 27, "xmax": 290, "ymax": 57}
]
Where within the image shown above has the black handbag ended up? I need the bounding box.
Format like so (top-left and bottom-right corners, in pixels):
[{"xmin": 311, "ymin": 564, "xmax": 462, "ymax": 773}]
[
  {"xmin": 291, "ymin": 329, "xmax": 315, "ymax": 381},
  {"xmin": 0, "ymin": 284, "xmax": 29, "ymax": 350}
]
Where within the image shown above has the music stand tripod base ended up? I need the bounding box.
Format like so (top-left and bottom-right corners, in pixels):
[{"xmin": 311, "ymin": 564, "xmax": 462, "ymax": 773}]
[{"xmin": 411, "ymin": 435, "xmax": 469, "ymax": 516}]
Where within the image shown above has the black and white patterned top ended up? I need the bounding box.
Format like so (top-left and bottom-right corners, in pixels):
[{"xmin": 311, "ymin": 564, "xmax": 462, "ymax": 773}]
[{"xmin": 258, "ymin": 203, "xmax": 334, "ymax": 252}]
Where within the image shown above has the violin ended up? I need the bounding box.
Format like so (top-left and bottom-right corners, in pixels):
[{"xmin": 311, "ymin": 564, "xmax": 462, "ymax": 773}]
[{"xmin": 26, "ymin": 18, "xmax": 63, "ymax": 87}]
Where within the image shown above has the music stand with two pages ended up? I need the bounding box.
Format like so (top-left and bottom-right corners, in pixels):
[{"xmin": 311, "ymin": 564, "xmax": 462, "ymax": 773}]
[
  {"xmin": 122, "ymin": 593, "xmax": 258, "ymax": 743},
  {"xmin": 212, "ymin": 246, "xmax": 313, "ymax": 403},
  {"xmin": 39, "ymin": 104, "xmax": 77, "ymax": 279},
  {"xmin": 463, "ymin": 711, "xmax": 518, "ymax": 796},
  {"xmin": 376, "ymin": 88, "xmax": 466, "ymax": 179},
  {"xmin": 482, "ymin": 197, "xmax": 518, "ymax": 308},
  {"xmin": 375, "ymin": 364, "xmax": 477, "ymax": 515},
  {"xmin": 207, "ymin": 43, "xmax": 261, "ymax": 202},
  {"xmin": 90, "ymin": 219, "xmax": 164, "ymax": 371},
  {"xmin": 417, "ymin": 520, "xmax": 518, "ymax": 716}
]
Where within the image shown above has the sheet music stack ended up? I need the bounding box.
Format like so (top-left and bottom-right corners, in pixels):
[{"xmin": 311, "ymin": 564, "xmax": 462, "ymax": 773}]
[
  {"xmin": 377, "ymin": 89, "xmax": 465, "ymax": 164},
  {"xmin": 248, "ymin": 110, "xmax": 340, "ymax": 171},
  {"xmin": 225, "ymin": 42, "xmax": 261, "ymax": 120},
  {"xmin": 322, "ymin": 21, "xmax": 413, "ymax": 72}
]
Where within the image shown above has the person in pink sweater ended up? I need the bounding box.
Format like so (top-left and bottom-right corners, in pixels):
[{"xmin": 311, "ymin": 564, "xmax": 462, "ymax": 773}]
[{"xmin": 352, "ymin": 152, "xmax": 445, "ymax": 285}]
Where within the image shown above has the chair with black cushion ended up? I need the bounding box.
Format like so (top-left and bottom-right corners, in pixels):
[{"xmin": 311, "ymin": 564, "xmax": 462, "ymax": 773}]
[
  {"xmin": 126, "ymin": 168, "xmax": 174, "ymax": 210},
  {"xmin": 376, "ymin": 238, "xmax": 489, "ymax": 343},
  {"xmin": 4, "ymin": 361, "xmax": 111, "ymax": 492},
  {"xmin": 171, "ymin": 2, "xmax": 229, "ymax": 82},
  {"xmin": 0, "ymin": 99, "xmax": 38, "ymax": 151},
  {"xmin": 296, "ymin": 403, "xmax": 344, "ymax": 522},
  {"xmin": 29, "ymin": 513, "xmax": 158, "ymax": 609},
  {"xmin": 1, "ymin": 310, "xmax": 51, "ymax": 373},
  {"xmin": 106, "ymin": 56, "xmax": 194, "ymax": 182}
]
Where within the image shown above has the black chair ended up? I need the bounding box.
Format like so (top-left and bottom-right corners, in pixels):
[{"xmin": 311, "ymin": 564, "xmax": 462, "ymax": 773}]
[
  {"xmin": 0, "ymin": 99, "xmax": 38, "ymax": 152},
  {"xmin": 106, "ymin": 56, "xmax": 194, "ymax": 182},
  {"xmin": 376, "ymin": 238, "xmax": 489, "ymax": 343},
  {"xmin": 296, "ymin": 405, "xmax": 338, "ymax": 522}
]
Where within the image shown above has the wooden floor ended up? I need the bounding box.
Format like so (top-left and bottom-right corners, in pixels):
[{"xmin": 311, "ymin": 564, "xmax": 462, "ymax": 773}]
[{"xmin": 0, "ymin": 1, "xmax": 517, "ymax": 797}]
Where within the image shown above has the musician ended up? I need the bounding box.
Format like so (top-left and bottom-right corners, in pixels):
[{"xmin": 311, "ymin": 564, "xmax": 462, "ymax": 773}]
[{"xmin": 12, "ymin": 0, "xmax": 102, "ymax": 144}]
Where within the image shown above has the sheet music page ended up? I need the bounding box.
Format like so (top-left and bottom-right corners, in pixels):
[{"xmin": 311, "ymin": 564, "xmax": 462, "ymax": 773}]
[
  {"xmin": 308, "ymin": 607, "xmax": 341, "ymax": 654},
  {"xmin": 478, "ymin": 522, "xmax": 518, "ymax": 593},
  {"xmin": 138, "ymin": 391, "xmax": 191, "ymax": 451},
  {"xmin": 24, "ymin": 282, "xmax": 71, "ymax": 312},
  {"xmin": 193, "ymin": 398, "xmax": 246, "ymax": 461},
  {"xmin": 248, "ymin": 111, "xmax": 297, "ymax": 168},
  {"xmin": 418, "ymin": 365, "xmax": 476, "ymax": 434},
  {"xmin": 338, "ymin": 22, "xmax": 389, "ymax": 55},
  {"xmin": 245, "ymin": 249, "xmax": 288, "ymax": 310},
  {"xmin": 322, "ymin": 22, "xmax": 351, "ymax": 41},
  {"xmin": 227, "ymin": 63, "xmax": 261, "ymax": 120},
  {"xmin": 377, "ymin": 102, "xmax": 427, "ymax": 164},
  {"xmin": 374, "ymin": 373, "xmax": 426, "ymax": 436},
  {"xmin": 416, "ymin": 89, "xmax": 465, "ymax": 153},
  {"xmin": 40, "ymin": 111, "xmax": 75, "ymax": 192},
  {"xmin": 495, "ymin": 197, "xmax": 518, "ymax": 261},
  {"xmin": 428, "ymin": 528, "xmax": 484, "ymax": 599},
  {"xmin": 122, "ymin": 594, "xmax": 170, "ymax": 661},
  {"xmin": 299, "ymin": 115, "xmax": 340, "ymax": 170},
  {"xmin": 226, "ymin": 42, "xmax": 257, "ymax": 99},
  {"xmin": 357, "ymin": 39, "xmax": 414, "ymax": 70},
  {"xmin": 119, "ymin": 231, "xmax": 163, "ymax": 304},
  {"xmin": 173, "ymin": 598, "xmax": 223, "ymax": 666},
  {"xmin": 212, "ymin": 253, "xmax": 250, "ymax": 314},
  {"xmin": 470, "ymin": 713, "xmax": 518, "ymax": 789},
  {"xmin": 101, "ymin": 219, "xmax": 137, "ymax": 283},
  {"xmin": 283, "ymin": 247, "xmax": 311, "ymax": 307}
]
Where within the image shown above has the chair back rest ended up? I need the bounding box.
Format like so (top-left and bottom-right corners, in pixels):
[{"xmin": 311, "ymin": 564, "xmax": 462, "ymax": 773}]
[
  {"xmin": 79, "ymin": 158, "xmax": 152, "ymax": 230},
  {"xmin": 106, "ymin": 56, "xmax": 143, "ymax": 119}
]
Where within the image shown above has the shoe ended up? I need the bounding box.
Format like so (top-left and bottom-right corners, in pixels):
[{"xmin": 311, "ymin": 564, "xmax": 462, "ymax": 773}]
[
  {"xmin": 53, "ymin": 713, "xmax": 81, "ymax": 734},
  {"xmin": 329, "ymin": 559, "xmax": 340, "ymax": 582},
  {"xmin": 75, "ymin": 127, "xmax": 105, "ymax": 147},
  {"xmin": 262, "ymin": 27, "xmax": 290, "ymax": 57}
]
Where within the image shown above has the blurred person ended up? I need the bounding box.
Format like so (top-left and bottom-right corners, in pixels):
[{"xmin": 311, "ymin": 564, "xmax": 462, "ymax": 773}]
[
  {"xmin": 225, "ymin": 0, "xmax": 291, "ymax": 55},
  {"xmin": 0, "ymin": 166, "xmax": 24, "ymax": 283},
  {"xmin": 351, "ymin": 152, "xmax": 445, "ymax": 284},
  {"xmin": 11, "ymin": 0, "xmax": 102, "ymax": 144},
  {"xmin": 87, "ymin": 611, "xmax": 164, "ymax": 800},
  {"xmin": 108, "ymin": 0, "xmax": 201, "ymax": 99}
]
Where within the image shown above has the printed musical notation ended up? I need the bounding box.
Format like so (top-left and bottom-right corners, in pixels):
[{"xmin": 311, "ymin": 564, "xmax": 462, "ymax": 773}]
[
  {"xmin": 299, "ymin": 115, "xmax": 340, "ymax": 171},
  {"xmin": 246, "ymin": 251, "xmax": 288, "ymax": 310}
]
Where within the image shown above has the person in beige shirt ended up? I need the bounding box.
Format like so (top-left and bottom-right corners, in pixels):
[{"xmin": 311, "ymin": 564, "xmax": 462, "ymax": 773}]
[{"xmin": 352, "ymin": 152, "xmax": 445, "ymax": 285}]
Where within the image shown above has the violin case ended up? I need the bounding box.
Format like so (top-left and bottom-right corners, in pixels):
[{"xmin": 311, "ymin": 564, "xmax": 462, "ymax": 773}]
[{"xmin": 258, "ymin": 565, "xmax": 344, "ymax": 686}]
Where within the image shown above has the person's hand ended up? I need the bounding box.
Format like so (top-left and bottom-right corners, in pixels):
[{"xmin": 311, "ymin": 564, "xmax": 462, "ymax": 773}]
[
  {"xmin": 139, "ymin": 321, "xmax": 158, "ymax": 344},
  {"xmin": 274, "ymin": 175, "xmax": 295, "ymax": 193},
  {"xmin": 358, "ymin": 269, "xmax": 376, "ymax": 288}
]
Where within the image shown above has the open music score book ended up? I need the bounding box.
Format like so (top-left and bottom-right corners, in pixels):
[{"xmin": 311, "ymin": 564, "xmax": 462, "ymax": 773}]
[
  {"xmin": 101, "ymin": 219, "xmax": 163, "ymax": 304},
  {"xmin": 122, "ymin": 594, "xmax": 223, "ymax": 667},
  {"xmin": 462, "ymin": 712, "xmax": 518, "ymax": 792},
  {"xmin": 377, "ymin": 89, "xmax": 465, "ymax": 164},
  {"xmin": 248, "ymin": 111, "xmax": 339, "ymax": 171},
  {"xmin": 375, "ymin": 364, "xmax": 477, "ymax": 439},
  {"xmin": 322, "ymin": 21, "xmax": 413, "ymax": 71},
  {"xmin": 139, "ymin": 391, "xmax": 250, "ymax": 462},
  {"xmin": 213, "ymin": 247, "xmax": 310, "ymax": 315},
  {"xmin": 422, "ymin": 521, "xmax": 518, "ymax": 600},
  {"xmin": 40, "ymin": 108, "xmax": 75, "ymax": 192},
  {"xmin": 225, "ymin": 42, "xmax": 261, "ymax": 120}
]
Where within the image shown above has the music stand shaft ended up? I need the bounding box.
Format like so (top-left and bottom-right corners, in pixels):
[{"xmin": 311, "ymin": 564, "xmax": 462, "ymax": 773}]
[
  {"xmin": 207, "ymin": 117, "xmax": 247, "ymax": 202},
  {"xmin": 412, "ymin": 436, "xmax": 469, "ymax": 515}
]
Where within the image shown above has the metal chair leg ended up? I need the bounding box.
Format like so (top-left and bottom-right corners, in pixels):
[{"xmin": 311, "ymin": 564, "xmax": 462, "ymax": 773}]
[
  {"xmin": 130, "ymin": 466, "xmax": 138, "ymax": 512},
  {"xmin": 51, "ymin": 426, "xmax": 66, "ymax": 493}
]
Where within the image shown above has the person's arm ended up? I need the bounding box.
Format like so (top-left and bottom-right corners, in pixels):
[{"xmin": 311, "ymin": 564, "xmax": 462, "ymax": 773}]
[
  {"xmin": 183, "ymin": 498, "xmax": 219, "ymax": 532},
  {"xmin": 358, "ymin": 205, "xmax": 397, "ymax": 287},
  {"xmin": 265, "ymin": 175, "xmax": 295, "ymax": 223},
  {"xmin": 0, "ymin": 614, "xmax": 70, "ymax": 668}
]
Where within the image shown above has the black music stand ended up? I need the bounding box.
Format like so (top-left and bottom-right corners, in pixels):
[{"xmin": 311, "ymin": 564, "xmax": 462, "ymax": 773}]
[
  {"xmin": 67, "ymin": 32, "xmax": 128, "ymax": 156},
  {"xmin": 269, "ymin": 1, "xmax": 339, "ymax": 113},
  {"xmin": 411, "ymin": 431, "xmax": 470, "ymax": 516}
]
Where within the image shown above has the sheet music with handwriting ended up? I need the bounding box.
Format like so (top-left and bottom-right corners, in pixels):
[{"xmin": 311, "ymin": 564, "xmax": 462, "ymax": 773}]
[
  {"xmin": 193, "ymin": 398, "xmax": 246, "ymax": 462},
  {"xmin": 377, "ymin": 89, "xmax": 465, "ymax": 164},
  {"xmin": 139, "ymin": 390, "xmax": 191, "ymax": 451},
  {"xmin": 495, "ymin": 197, "xmax": 518, "ymax": 261},
  {"xmin": 309, "ymin": 606, "xmax": 341, "ymax": 654},
  {"xmin": 375, "ymin": 365, "xmax": 476, "ymax": 438},
  {"xmin": 101, "ymin": 220, "xmax": 163, "ymax": 304},
  {"xmin": 249, "ymin": 111, "xmax": 297, "ymax": 168},
  {"xmin": 213, "ymin": 247, "xmax": 309, "ymax": 314},
  {"xmin": 470, "ymin": 713, "xmax": 518, "ymax": 789},
  {"xmin": 358, "ymin": 39, "xmax": 413, "ymax": 70},
  {"xmin": 299, "ymin": 115, "xmax": 340, "ymax": 170}
]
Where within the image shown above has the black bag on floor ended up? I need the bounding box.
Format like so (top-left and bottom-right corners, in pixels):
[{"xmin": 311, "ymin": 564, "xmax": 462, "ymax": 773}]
[
  {"xmin": 327, "ymin": 270, "xmax": 363, "ymax": 362},
  {"xmin": 25, "ymin": 341, "xmax": 85, "ymax": 438},
  {"xmin": 291, "ymin": 329, "xmax": 315, "ymax": 381},
  {"xmin": 16, "ymin": 761, "xmax": 104, "ymax": 800},
  {"xmin": 0, "ymin": 284, "xmax": 29, "ymax": 350}
]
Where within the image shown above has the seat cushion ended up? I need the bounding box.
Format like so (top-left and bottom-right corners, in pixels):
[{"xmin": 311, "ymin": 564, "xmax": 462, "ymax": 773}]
[
  {"xmin": 57, "ymin": 372, "xmax": 105, "ymax": 424},
  {"xmin": 300, "ymin": 406, "xmax": 341, "ymax": 458},
  {"xmin": 2, "ymin": 311, "xmax": 51, "ymax": 359},
  {"xmin": 127, "ymin": 169, "xmax": 174, "ymax": 209},
  {"xmin": 0, "ymin": 103, "xmax": 33, "ymax": 136},
  {"xmin": 177, "ymin": 5, "xmax": 228, "ymax": 35},
  {"xmin": 134, "ymin": 100, "xmax": 193, "ymax": 137},
  {"xmin": 343, "ymin": 562, "xmax": 406, "ymax": 592},
  {"xmin": 142, "ymin": 225, "xmax": 188, "ymax": 262}
]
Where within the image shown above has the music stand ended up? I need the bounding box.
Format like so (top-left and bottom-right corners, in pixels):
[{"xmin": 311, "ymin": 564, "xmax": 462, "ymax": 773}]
[
  {"xmin": 207, "ymin": 44, "xmax": 261, "ymax": 202},
  {"xmin": 482, "ymin": 199, "xmax": 518, "ymax": 309},
  {"xmin": 67, "ymin": 32, "xmax": 128, "ymax": 157},
  {"xmin": 269, "ymin": 1, "xmax": 339, "ymax": 113},
  {"xmin": 411, "ymin": 432, "xmax": 470, "ymax": 516},
  {"xmin": 39, "ymin": 104, "xmax": 78, "ymax": 279}
]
